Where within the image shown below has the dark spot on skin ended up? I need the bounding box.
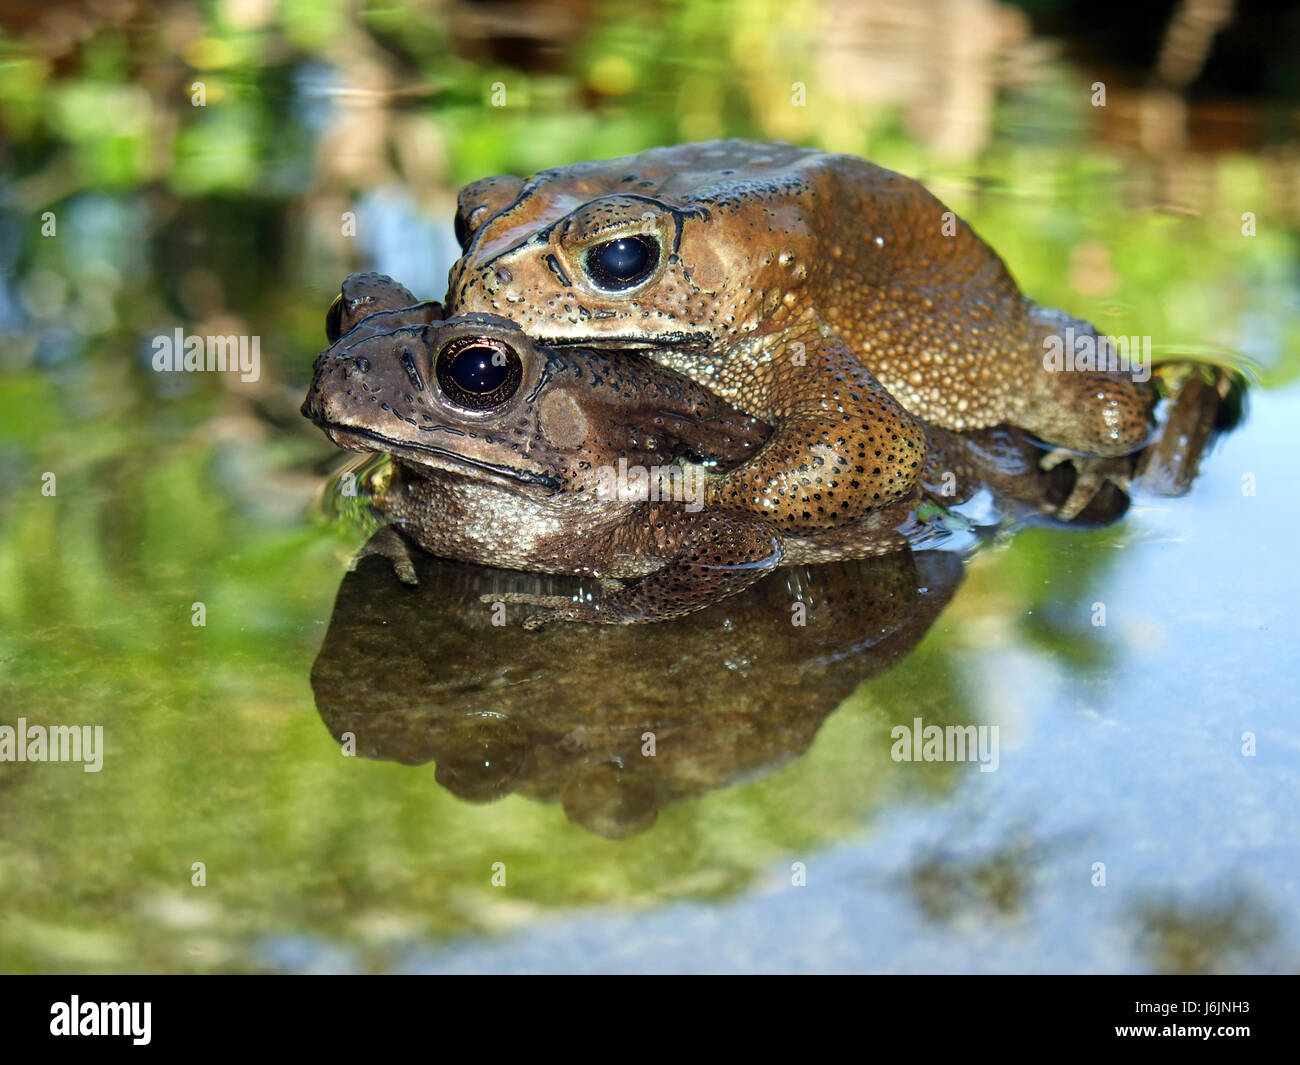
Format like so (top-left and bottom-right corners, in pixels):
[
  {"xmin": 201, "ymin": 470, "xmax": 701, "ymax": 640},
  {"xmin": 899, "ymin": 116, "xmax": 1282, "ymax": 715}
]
[
  {"xmin": 400, "ymin": 348, "xmax": 425, "ymax": 392},
  {"xmin": 544, "ymin": 254, "xmax": 571, "ymax": 287}
]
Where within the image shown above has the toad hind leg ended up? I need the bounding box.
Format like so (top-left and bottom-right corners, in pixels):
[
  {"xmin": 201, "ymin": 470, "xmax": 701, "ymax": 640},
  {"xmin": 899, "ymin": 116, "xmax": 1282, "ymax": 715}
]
[{"xmin": 1024, "ymin": 308, "xmax": 1156, "ymax": 457}]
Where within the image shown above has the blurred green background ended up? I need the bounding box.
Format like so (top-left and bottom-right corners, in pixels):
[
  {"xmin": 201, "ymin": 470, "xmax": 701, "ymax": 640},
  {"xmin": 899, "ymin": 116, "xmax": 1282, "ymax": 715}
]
[{"xmin": 0, "ymin": 0, "xmax": 1298, "ymax": 973}]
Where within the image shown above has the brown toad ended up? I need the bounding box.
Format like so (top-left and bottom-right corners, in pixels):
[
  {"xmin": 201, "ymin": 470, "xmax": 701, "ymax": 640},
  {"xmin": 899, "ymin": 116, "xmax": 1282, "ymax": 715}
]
[{"xmin": 446, "ymin": 140, "xmax": 1155, "ymax": 527}]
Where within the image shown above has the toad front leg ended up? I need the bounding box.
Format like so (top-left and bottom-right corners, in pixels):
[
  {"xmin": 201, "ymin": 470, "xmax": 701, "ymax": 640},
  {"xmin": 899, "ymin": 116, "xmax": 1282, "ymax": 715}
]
[{"xmin": 695, "ymin": 321, "xmax": 928, "ymax": 534}]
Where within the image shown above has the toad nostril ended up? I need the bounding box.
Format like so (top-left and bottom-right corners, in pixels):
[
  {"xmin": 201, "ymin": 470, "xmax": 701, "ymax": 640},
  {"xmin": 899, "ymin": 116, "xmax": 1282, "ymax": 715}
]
[
  {"xmin": 494, "ymin": 266, "xmax": 512, "ymax": 285},
  {"xmin": 353, "ymin": 357, "xmax": 370, "ymax": 372}
]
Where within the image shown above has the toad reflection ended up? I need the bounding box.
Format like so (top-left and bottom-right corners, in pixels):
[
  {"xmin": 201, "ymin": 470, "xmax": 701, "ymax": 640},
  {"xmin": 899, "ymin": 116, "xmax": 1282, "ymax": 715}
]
[{"xmin": 311, "ymin": 550, "xmax": 963, "ymax": 839}]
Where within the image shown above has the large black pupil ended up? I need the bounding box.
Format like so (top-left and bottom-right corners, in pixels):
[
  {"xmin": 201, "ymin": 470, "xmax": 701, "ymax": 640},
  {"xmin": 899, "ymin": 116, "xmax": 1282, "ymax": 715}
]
[
  {"xmin": 588, "ymin": 236, "xmax": 655, "ymax": 288},
  {"xmin": 450, "ymin": 346, "xmax": 507, "ymax": 394}
]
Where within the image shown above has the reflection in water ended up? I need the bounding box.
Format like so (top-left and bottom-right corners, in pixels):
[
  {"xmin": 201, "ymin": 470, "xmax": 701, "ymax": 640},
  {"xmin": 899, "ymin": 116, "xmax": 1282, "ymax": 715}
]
[
  {"xmin": 312, "ymin": 549, "xmax": 963, "ymax": 838},
  {"xmin": 1137, "ymin": 890, "xmax": 1278, "ymax": 975},
  {"xmin": 906, "ymin": 835, "xmax": 1042, "ymax": 925},
  {"xmin": 309, "ymin": 363, "xmax": 1245, "ymax": 838}
]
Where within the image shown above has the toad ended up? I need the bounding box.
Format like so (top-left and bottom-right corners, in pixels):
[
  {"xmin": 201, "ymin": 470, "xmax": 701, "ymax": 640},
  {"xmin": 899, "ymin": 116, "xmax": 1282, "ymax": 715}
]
[
  {"xmin": 446, "ymin": 140, "xmax": 1155, "ymax": 526},
  {"xmin": 304, "ymin": 273, "xmax": 1026, "ymax": 624}
]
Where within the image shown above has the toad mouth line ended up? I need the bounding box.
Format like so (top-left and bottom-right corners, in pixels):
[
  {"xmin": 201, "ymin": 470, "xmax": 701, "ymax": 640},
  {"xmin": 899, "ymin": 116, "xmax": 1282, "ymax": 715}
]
[{"xmin": 305, "ymin": 419, "xmax": 563, "ymax": 490}]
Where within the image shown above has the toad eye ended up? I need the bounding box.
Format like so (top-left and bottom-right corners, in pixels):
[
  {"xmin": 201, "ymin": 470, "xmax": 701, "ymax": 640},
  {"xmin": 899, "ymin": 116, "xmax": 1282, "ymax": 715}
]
[
  {"xmin": 435, "ymin": 336, "xmax": 523, "ymax": 410},
  {"xmin": 583, "ymin": 235, "xmax": 659, "ymax": 290},
  {"xmin": 453, "ymin": 210, "xmax": 471, "ymax": 250},
  {"xmin": 325, "ymin": 294, "xmax": 345, "ymax": 343},
  {"xmin": 454, "ymin": 204, "xmax": 488, "ymax": 250}
]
